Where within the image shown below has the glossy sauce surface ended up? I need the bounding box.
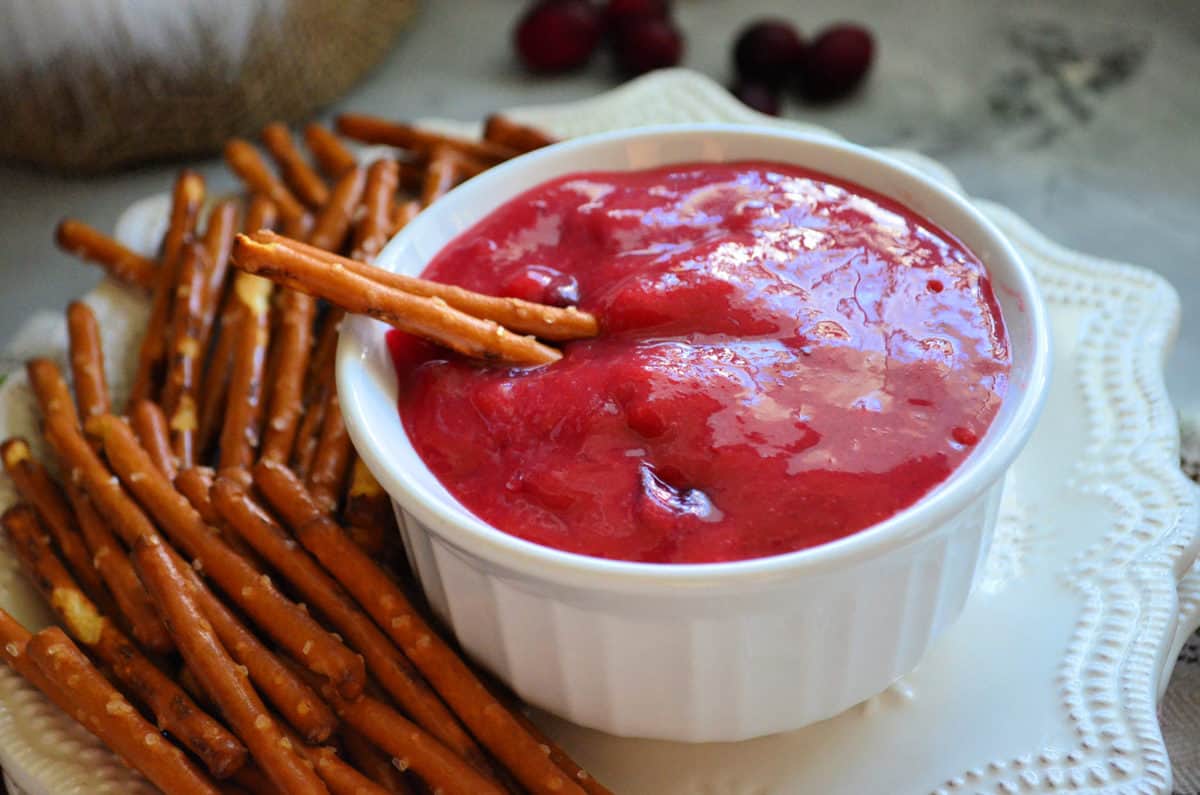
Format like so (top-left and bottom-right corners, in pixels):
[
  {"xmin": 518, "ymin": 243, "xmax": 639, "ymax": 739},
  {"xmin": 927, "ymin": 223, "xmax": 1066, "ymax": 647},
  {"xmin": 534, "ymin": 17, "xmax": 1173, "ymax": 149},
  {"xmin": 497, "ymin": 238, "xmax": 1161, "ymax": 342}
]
[{"xmin": 390, "ymin": 162, "xmax": 1010, "ymax": 563}]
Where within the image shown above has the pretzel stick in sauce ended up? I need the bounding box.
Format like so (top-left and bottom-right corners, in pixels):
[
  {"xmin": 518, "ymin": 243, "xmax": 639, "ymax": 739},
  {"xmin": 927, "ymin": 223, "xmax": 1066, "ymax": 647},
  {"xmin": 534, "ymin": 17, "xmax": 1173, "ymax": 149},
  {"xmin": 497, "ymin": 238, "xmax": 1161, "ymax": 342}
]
[
  {"xmin": 341, "ymin": 727, "xmax": 415, "ymax": 795},
  {"xmin": 89, "ymin": 414, "xmax": 366, "ymax": 699},
  {"xmin": 336, "ymin": 114, "xmax": 519, "ymax": 165},
  {"xmin": 3, "ymin": 506, "xmax": 247, "ymax": 778},
  {"xmin": 483, "ymin": 114, "xmax": 558, "ymax": 154},
  {"xmin": 306, "ymin": 392, "xmax": 353, "ymax": 514},
  {"xmin": 218, "ymin": 273, "xmax": 274, "ymax": 470},
  {"xmin": 308, "ymin": 165, "xmax": 366, "ymax": 253},
  {"xmin": 1, "ymin": 438, "xmax": 109, "ymax": 605},
  {"xmin": 263, "ymin": 123, "xmax": 331, "ymax": 209},
  {"xmin": 22, "ymin": 624, "xmax": 225, "ymax": 795},
  {"xmin": 305, "ymin": 124, "xmax": 358, "ymax": 180},
  {"xmin": 131, "ymin": 169, "xmax": 205, "ymax": 404},
  {"xmin": 247, "ymin": 231, "xmax": 597, "ymax": 342},
  {"xmin": 225, "ymin": 138, "xmax": 307, "ymax": 222},
  {"xmin": 131, "ymin": 535, "xmax": 330, "ymax": 795},
  {"xmin": 259, "ymin": 290, "xmax": 316, "ymax": 463},
  {"xmin": 66, "ymin": 301, "xmax": 110, "ymax": 419},
  {"xmin": 162, "ymin": 243, "xmax": 208, "ymax": 468},
  {"xmin": 254, "ymin": 461, "xmax": 591, "ymax": 795},
  {"xmin": 232, "ymin": 234, "xmax": 564, "ymax": 366},
  {"xmin": 349, "ymin": 158, "xmax": 400, "ymax": 261},
  {"xmin": 130, "ymin": 399, "xmax": 179, "ymax": 481},
  {"xmin": 41, "ymin": 413, "xmax": 336, "ymax": 742},
  {"xmin": 212, "ymin": 477, "xmax": 493, "ymax": 775},
  {"xmin": 55, "ymin": 219, "xmax": 157, "ymax": 291}
]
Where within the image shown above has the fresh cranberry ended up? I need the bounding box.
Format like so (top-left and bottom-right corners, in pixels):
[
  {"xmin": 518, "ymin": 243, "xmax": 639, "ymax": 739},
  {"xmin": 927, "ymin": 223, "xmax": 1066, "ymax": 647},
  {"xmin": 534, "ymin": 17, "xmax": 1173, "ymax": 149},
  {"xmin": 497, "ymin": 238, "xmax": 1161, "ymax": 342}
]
[
  {"xmin": 614, "ymin": 17, "xmax": 684, "ymax": 75},
  {"xmin": 733, "ymin": 19, "xmax": 805, "ymax": 87},
  {"xmin": 605, "ymin": 0, "xmax": 671, "ymax": 32},
  {"xmin": 500, "ymin": 265, "xmax": 581, "ymax": 307},
  {"xmin": 730, "ymin": 80, "xmax": 781, "ymax": 116},
  {"xmin": 514, "ymin": 0, "xmax": 605, "ymax": 74},
  {"xmin": 799, "ymin": 24, "xmax": 875, "ymax": 101}
]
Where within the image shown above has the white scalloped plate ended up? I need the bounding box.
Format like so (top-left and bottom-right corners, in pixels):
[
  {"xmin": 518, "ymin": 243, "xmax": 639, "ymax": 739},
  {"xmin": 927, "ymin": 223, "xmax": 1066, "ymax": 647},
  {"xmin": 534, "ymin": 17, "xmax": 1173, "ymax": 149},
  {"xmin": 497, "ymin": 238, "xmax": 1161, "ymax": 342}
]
[{"xmin": 0, "ymin": 70, "xmax": 1197, "ymax": 795}]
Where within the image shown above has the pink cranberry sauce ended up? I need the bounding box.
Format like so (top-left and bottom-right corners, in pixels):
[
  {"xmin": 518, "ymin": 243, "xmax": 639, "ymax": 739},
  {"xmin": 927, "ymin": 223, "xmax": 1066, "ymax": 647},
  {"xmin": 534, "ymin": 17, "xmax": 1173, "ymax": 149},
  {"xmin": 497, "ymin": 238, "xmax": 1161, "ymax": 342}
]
[{"xmin": 388, "ymin": 161, "xmax": 1010, "ymax": 564}]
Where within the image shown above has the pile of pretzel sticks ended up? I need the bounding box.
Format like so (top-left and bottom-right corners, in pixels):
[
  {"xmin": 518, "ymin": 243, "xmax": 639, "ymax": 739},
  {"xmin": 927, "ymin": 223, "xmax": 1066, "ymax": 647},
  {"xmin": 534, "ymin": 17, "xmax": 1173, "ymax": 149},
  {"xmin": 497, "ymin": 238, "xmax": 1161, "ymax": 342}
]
[{"xmin": 0, "ymin": 114, "xmax": 611, "ymax": 794}]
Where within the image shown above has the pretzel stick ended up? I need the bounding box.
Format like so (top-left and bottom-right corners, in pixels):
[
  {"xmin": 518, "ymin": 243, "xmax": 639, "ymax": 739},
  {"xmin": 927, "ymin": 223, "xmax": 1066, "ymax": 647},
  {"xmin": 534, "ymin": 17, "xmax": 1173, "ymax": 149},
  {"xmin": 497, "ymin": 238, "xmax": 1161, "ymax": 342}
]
[
  {"xmin": 225, "ymin": 139, "xmax": 307, "ymax": 222},
  {"xmin": 26, "ymin": 357, "xmax": 81, "ymax": 430},
  {"xmin": 342, "ymin": 458, "xmax": 394, "ymax": 556},
  {"xmin": 211, "ymin": 478, "xmax": 492, "ymax": 773},
  {"xmin": 246, "ymin": 231, "xmax": 597, "ymax": 342},
  {"xmin": 308, "ymin": 165, "xmax": 366, "ymax": 253},
  {"xmin": 389, "ymin": 199, "xmax": 421, "ymax": 238},
  {"xmin": 232, "ymin": 235, "xmax": 563, "ymax": 366},
  {"xmin": 483, "ymin": 115, "xmax": 558, "ymax": 154},
  {"xmin": 260, "ymin": 290, "xmax": 317, "ymax": 463},
  {"xmin": 304, "ymin": 124, "xmax": 358, "ymax": 180},
  {"xmin": 66, "ymin": 301, "xmax": 110, "ymax": 419},
  {"xmin": 219, "ymin": 274, "xmax": 274, "ymax": 470},
  {"xmin": 283, "ymin": 211, "xmax": 314, "ymax": 241},
  {"xmin": 41, "ymin": 413, "xmax": 336, "ymax": 742},
  {"xmin": 55, "ymin": 219, "xmax": 157, "ymax": 290},
  {"xmin": 420, "ymin": 145, "xmax": 462, "ymax": 207},
  {"xmin": 231, "ymin": 764, "xmax": 285, "ymax": 795},
  {"xmin": 131, "ymin": 170, "xmax": 205, "ymax": 404},
  {"xmin": 350, "ymin": 158, "xmax": 399, "ymax": 261},
  {"xmin": 263, "ymin": 123, "xmax": 331, "ymax": 209},
  {"xmin": 291, "ymin": 396, "xmax": 326, "ymax": 481},
  {"xmin": 341, "ymin": 727, "xmax": 414, "ymax": 795},
  {"xmin": 254, "ymin": 462, "xmax": 590, "ymax": 795},
  {"xmin": 129, "ymin": 399, "xmax": 179, "ymax": 481},
  {"xmin": 22, "ymin": 624, "xmax": 225, "ymax": 795},
  {"xmin": 131, "ymin": 535, "xmax": 330, "ymax": 795},
  {"xmin": 162, "ymin": 243, "xmax": 208, "ymax": 468},
  {"xmin": 395, "ymin": 161, "xmax": 424, "ymax": 195},
  {"xmin": 336, "ymin": 114, "xmax": 519, "ymax": 165},
  {"xmin": 509, "ymin": 707, "xmax": 613, "ymax": 795},
  {"xmin": 3, "ymin": 505, "xmax": 247, "ymax": 778},
  {"xmin": 309, "ymin": 746, "xmax": 391, "ymax": 795},
  {"xmin": 306, "ymin": 392, "xmax": 353, "ymax": 514},
  {"xmin": 197, "ymin": 198, "xmax": 240, "ymax": 353},
  {"xmin": 89, "ymin": 415, "xmax": 366, "ymax": 698},
  {"xmin": 65, "ymin": 481, "xmax": 173, "ymax": 654},
  {"xmin": 177, "ymin": 467, "xmax": 263, "ymax": 565},
  {"xmin": 1, "ymin": 438, "xmax": 109, "ymax": 605}
]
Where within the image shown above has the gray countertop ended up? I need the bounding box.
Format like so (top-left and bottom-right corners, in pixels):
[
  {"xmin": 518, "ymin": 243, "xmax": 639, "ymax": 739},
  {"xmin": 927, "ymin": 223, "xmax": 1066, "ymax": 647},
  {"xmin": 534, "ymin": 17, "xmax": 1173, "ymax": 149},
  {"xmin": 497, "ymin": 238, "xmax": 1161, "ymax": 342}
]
[{"xmin": 1, "ymin": 0, "xmax": 1196, "ymax": 402}]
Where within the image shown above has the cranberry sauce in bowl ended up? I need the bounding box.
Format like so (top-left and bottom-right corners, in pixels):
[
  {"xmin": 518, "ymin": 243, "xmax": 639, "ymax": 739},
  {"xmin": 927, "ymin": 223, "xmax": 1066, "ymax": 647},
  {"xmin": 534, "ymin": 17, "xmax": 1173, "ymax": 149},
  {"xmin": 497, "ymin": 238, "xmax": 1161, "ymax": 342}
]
[{"xmin": 388, "ymin": 161, "xmax": 1010, "ymax": 564}]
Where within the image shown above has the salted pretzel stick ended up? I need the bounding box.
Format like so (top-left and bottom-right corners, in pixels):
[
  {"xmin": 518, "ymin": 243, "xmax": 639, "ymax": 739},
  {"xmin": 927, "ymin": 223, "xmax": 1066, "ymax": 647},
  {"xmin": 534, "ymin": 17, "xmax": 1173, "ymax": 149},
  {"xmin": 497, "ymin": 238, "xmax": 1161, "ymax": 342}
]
[
  {"xmin": 306, "ymin": 392, "xmax": 353, "ymax": 514},
  {"xmin": 162, "ymin": 243, "xmax": 208, "ymax": 468},
  {"xmin": 260, "ymin": 290, "xmax": 316, "ymax": 463},
  {"xmin": 56, "ymin": 219, "xmax": 157, "ymax": 290},
  {"xmin": 509, "ymin": 707, "xmax": 613, "ymax": 795},
  {"xmin": 342, "ymin": 727, "xmax": 415, "ymax": 795},
  {"xmin": 22, "ymin": 625, "xmax": 225, "ymax": 795},
  {"xmin": 308, "ymin": 165, "xmax": 366, "ymax": 252},
  {"xmin": 65, "ymin": 482, "xmax": 173, "ymax": 654},
  {"xmin": 66, "ymin": 301, "xmax": 110, "ymax": 418},
  {"xmin": 246, "ymin": 231, "xmax": 598, "ymax": 342},
  {"xmin": 211, "ymin": 478, "xmax": 491, "ymax": 772},
  {"xmin": 131, "ymin": 170, "xmax": 205, "ymax": 404},
  {"xmin": 177, "ymin": 467, "xmax": 262, "ymax": 565},
  {"xmin": 350, "ymin": 158, "xmax": 400, "ymax": 261},
  {"xmin": 291, "ymin": 396, "xmax": 326, "ymax": 481},
  {"xmin": 263, "ymin": 123, "xmax": 331, "ymax": 209},
  {"xmin": 305, "ymin": 124, "xmax": 358, "ymax": 180},
  {"xmin": 336, "ymin": 114, "xmax": 519, "ymax": 165},
  {"xmin": 3, "ymin": 506, "xmax": 247, "ymax": 778},
  {"xmin": 41, "ymin": 414, "xmax": 336, "ymax": 742},
  {"xmin": 219, "ymin": 273, "xmax": 274, "ymax": 470},
  {"xmin": 342, "ymin": 459, "xmax": 394, "ymax": 556},
  {"xmin": 283, "ymin": 211, "xmax": 314, "ymax": 241},
  {"xmin": 1, "ymin": 438, "xmax": 109, "ymax": 604},
  {"xmin": 197, "ymin": 198, "xmax": 240, "ymax": 352},
  {"xmin": 232, "ymin": 234, "xmax": 563, "ymax": 366},
  {"xmin": 254, "ymin": 462, "xmax": 590, "ymax": 795},
  {"xmin": 130, "ymin": 399, "xmax": 179, "ymax": 481},
  {"xmin": 89, "ymin": 415, "xmax": 366, "ymax": 698},
  {"xmin": 131, "ymin": 536, "xmax": 329, "ymax": 795},
  {"xmin": 225, "ymin": 138, "xmax": 307, "ymax": 222},
  {"xmin": 309, "ymin": 746, "xmax": 390, "ymax": 795},
  {"xmin": 26, "ymin": 357, "xmax": 81, "ymax": 429},
  {"xmin": 389, "ymin": 199, "xmax": 421, "ymax": 238},
  {"xmin": 420, "ymin": 145, "xmax": 461, "ymax": 207},
  {"xmin": 483, "ymin": 114, "xmax": 558, "ymax": 154}
]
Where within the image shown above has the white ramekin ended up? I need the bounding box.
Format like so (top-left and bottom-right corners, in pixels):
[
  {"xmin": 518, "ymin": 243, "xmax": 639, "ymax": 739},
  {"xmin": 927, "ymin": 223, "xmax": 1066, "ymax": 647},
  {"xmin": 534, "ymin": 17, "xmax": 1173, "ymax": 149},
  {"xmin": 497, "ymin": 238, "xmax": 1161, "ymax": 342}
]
[{"xmin": 337, "ymin": 125, "xmax": 1052, "ymax": 742}]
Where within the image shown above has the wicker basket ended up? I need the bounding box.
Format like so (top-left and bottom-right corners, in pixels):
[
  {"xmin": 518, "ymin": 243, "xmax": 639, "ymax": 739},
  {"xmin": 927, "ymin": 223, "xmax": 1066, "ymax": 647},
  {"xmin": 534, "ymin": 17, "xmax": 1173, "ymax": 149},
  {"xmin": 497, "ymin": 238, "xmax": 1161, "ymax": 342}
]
[{"xmin": 0, "ymin": 0, "xmax": 417, "ymax": 174}]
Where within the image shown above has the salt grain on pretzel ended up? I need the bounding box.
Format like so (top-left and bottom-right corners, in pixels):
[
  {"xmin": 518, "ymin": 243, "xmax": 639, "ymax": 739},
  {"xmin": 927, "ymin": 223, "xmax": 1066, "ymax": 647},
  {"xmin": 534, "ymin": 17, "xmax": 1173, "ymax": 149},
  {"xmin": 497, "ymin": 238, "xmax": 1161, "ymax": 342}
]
[
  {"xmin": 66, "ymin": 301, "xmax": 111, "ymax": 419},
  {"xmin": 304, "ymin": 124, "xmax": 358, "ymax": 180},
  {"xmin": 336, "ymin": 113, "xmax": 519, "ymax": 165},
  {"xmin": 254, "ymin": 461, "xmax": 589, "ymax": 795},
  {"xmin": 483, "ymin": 114, "xmax": 558, "ymax": 154},
  {"xmin": 263, "ymin": 123, "xmax": 331, "ymax": 209},
  {"xmin": 232, "ymin": 234, "xmax": 564, "ymax": 366},
  {"xmin": 260, "ymin": 290, "xmax": 316, "ymax": 463},
  {"xmin": 55, "ymin": 219, "xmax": 157, "ymax": 291},
  {"xmin": 308, "ymin": 165, "xmax": 366, "ymax": 253},
  {"xmin": 3, "ymin": 505, "xmax": 247, "ymax": 778},
  {"xmin": 349, "ymin": 158, "xmax": 400, "ymax": 262},
  {"xmin": 162, "ymin": 243, "xmax": 208, "ymax": 468},
  {"xmin": 225, "ymin": 138, "xmax": 307, "ymax": 222},
  {"xmin": 131, "ymin": 535, "xmax": 329, "ymax": 795}
]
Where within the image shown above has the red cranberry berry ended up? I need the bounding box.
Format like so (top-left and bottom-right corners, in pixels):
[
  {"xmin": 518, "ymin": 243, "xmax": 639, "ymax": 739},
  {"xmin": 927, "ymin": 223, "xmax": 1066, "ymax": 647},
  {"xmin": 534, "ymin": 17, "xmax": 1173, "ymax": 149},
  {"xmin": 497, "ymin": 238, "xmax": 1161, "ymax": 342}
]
[
  {"xmin": 800, "ymin": 24, "xmax": 875, "ymax": 102},
  {"xmin": 605, "ymin": 0, "xmax": 671, "ymax": 31},
  {"xmin": 514, "ymin": 0, "xmax": 605, "ymax": 74},
  {"xmin": 730, "ymin": 81, "xmax": 781, "ymax": 116},
  {"xmin": 733, "ymin": 19, "xmax": 805, "ymax": 88},
  {"xmin": 614, "ymin": 17, "xmax": 684, "ymax": 76}
]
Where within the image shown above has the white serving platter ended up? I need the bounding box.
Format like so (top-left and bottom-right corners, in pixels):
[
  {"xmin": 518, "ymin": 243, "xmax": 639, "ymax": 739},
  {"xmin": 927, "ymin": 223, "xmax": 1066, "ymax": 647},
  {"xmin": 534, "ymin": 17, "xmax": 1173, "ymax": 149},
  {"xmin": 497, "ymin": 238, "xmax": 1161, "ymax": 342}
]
[{"xmin": 0, "ymin": 69, "xmax": 1196, "ymax": 794}]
